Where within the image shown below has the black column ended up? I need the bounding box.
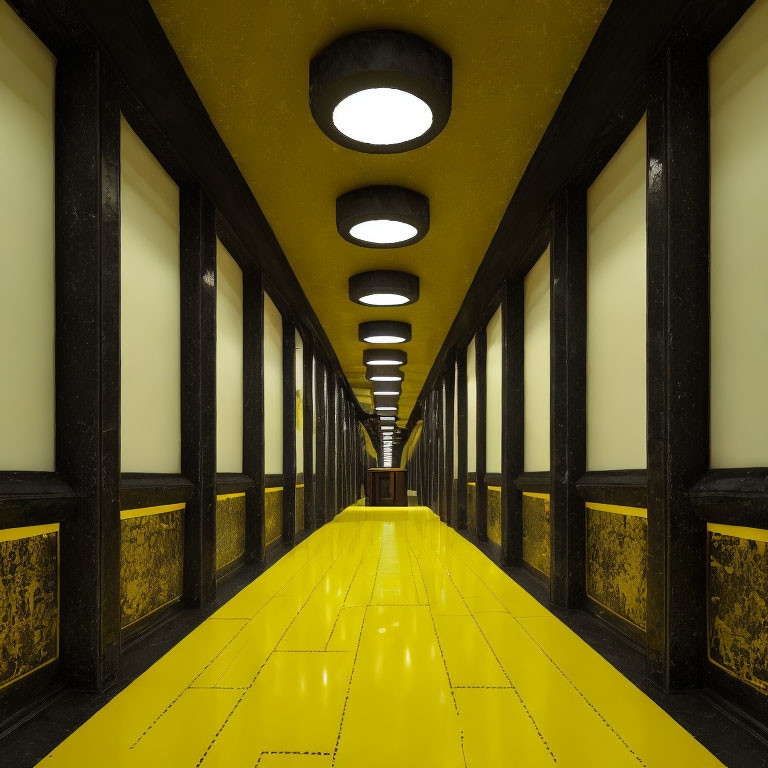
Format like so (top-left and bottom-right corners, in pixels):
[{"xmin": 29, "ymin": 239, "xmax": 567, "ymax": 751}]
[
  {"xmin": 282, "ymin": 320, "xmax": 296, "ymax": 545},
  {"xmin": 180, "ymin": 185, "xmax": 217, "ymax": 606},
  {"xmin": 56, "ymin": 46, "xmax": 121, "ymax": 690},
  {"xmin": 646, "ymin": 46, "xmax": 709, "ymax": 690},
  {"xmin": 314, "ymin": 360, "xmax": 327, "ymax": 526},
  {"xmin": 476, "ymin": 326, "xmax": 488, "ymax": 541},
  {"xmin": 501, "ymin": 280, "xmax": 525, "ymax": 565},
  {"xmin": 550, "ymin": 189, "xmax": 587, "ymax": 608},
  {"xmin": 456, "ymin": 347, "xmax": 468, "ymax": 529},
  {"xmin": 303, "ymin": 337, "xmax": 315, "ymax": 531},
  {"xmin": 326, "ymin": 377, "xmax": 337, "ymax": 519},
  {"xmin": 444, "ymin": 354, "xmax": 456, "ymax": 526},
  {"xmin": 243, "ymin": 269, "xmax": 265, "ymax": 564}
]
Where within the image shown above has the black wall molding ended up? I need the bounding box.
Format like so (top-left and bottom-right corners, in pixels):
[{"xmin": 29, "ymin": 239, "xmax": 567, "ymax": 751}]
[
  {"xmin": 0, "ymin": 473, "xmax": 77, "ymax": 529},
  {"xmin": 215, "ymin": 474, "xmax": 255, "ymax": 495},
  {"xmin": 690, "ymin": 468, "xmax": 768, "ymax": 528},
  {"xmin": 576, "ymin": 470, "xmax": 647, "ymax": 508},
  {"xmin": 514, "ymin": 472, "xmax": 551, "ymax": 495},
  {"xmin": 119, "ymin": 474, "xmax": 195, "ymax": 509},
  {"xmin": 264, "ymin": 474, "xmax": 285, "ymax": 489}
]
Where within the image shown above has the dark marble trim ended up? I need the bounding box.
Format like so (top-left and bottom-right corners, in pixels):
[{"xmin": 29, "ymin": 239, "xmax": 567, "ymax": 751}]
[
  {"xmin": 501, "ymin": 278, "xmax": 525, "ymax": 566},
  {"xmin": 264, "ymin": 475, "xmax": 284, "ymax": 489},
  {"xmin": 119, "ymin": 474, "xmax": 195, "ymax": 510},
  {"xmin": 0, "ymin": 473, "xmax": 77, "ymax": 529},
  {"xmin": 215, "ymin": 473, "xmax": 256, "ymax": 495},
  {"xmin": 281, "ymin": 319, "xmax": 296, "ymax": 546},
  {"xmin": 576, "ymin": 470, "xmax": 647, "ymax": 508},
  {"xmin": 475, "ymin": 324, "xmax": 488, "ymax": 541},
  {"xmin": 484, "ymin": 473, "xmax": 503, "ymax": 487},
  {"xmin": 456, "ymin": 346, "xmax": 468, "ymax": 530},
  {"xmin": 514, "ymin": 471, "xmax": 551, "ymax": 495},
  {"xmin": 690, "ymin": 469, "xmax": 768, "ymax": 528}
]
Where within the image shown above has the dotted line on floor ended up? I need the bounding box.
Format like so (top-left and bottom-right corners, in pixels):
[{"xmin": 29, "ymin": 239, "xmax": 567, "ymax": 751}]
[
  {"xmin": 254, "ymin": 750, "xmax": 330, "ymax": 766},
  {"xmin": 450, "ymin": 538, "xmax": 647, "ymax": 767},
  {"xmin": 195, "ymin": 543, "xmax": 348, "ymax": 767},
  {"xmin": 407, "ymin": 535, "xmax": 460, "ymax": 717},
  {"xmin": 331, "ymin": 537, "xmax": 383, "ymax": 766},
  {"xmin": 515, "ymin": 619, "xmax": 646, "ymax": 767},
  {"xmin": 432, "ymin": 544, "xmax": 558, "ymax": 764},
  {"xmin": 129, "ymin": 538, "xmax": 331, "ymax": 750}
]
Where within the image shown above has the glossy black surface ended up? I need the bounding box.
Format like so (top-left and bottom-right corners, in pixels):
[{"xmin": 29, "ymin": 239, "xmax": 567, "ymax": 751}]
[{"xmin": 549, "ymin": 187, "xmax": 587, "ymax": 610}]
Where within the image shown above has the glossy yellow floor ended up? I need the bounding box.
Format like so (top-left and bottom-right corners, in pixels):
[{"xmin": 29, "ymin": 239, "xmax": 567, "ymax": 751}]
[{"xmin": 41, "ymin": 507, "xmax": 724, "ymax": 767}]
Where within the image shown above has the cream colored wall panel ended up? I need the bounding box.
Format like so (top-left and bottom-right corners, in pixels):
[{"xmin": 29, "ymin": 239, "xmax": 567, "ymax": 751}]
[
  {"xmin": 216, "ymin": 240, "xmax": 243, "ymax": 473},
  {"xmin": 586, "ymin": 116, "xmax": 647, "ymax": 471},
  {"xmin": 120, "ymin": 117, "xmax": 181, "ymax": 473},
  {"xmin": 264, "ymin": 292, "xmax": 283, "ymax": 474},
  {"xmin": 0, "ymin": 4, "xmax": 55, "ymax": 471},
  {"xmin": 524, "ymin": 247, "xmax": 551, "ymax": 472},
  {"xmin": 710, "ymin": 0, "xmax": 768, "ymax": 468},
  {"xmin": 467, "ymin": 338, "xmax": 477, "ymax": 473},
  {"xmin": 295, "ymin": 329, "xmax": 304, "ymax": 475},
  {"xmin": 486, "ymin": 307, "xmax": 503, "ymax": 474}
]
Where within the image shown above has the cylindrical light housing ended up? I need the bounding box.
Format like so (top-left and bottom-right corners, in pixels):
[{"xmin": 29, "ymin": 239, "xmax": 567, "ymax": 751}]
[
  {"xmin": 339, "ymin": 190, "xmax": 428, "ymax": 249},
  {"xmin": 371, "ymin": 382, "xmax": 402, "ymax": 396},
  {"xmin": 349, "ymin": 269, "xmax": 420, "ymax": 307},
  {"xmin": 310, "ymin": 30, "xmax": 452, "ymax": 154},
  {"xmin": 366, "ymin": 365, "xmax": 403, "ymax": 382},
  {"xmin": 359, "ymin": 321, "xmax": 411, "ymax": 344}
]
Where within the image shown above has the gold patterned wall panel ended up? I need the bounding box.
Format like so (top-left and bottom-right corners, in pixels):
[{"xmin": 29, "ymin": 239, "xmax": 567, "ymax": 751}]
[
  {"xmin": 265, "ymin": 488, "xmax": 283, "ymax": 546},
  {"xmin": 120, "ymin": 505, "xmax": 184, "ymax": 630},
  {"xmin": 467, "ymin": 483, "xmax": 477, "ymax": 534},
  {"xmin": 522, "ymin": 493, "xmax": 550, "ymax": 577},
  {"xmin": 0, "ymin": 525, "xmax": 58, "ymax": 689},
  {"xmin": 585, "ymin": 503, "xmax": 647, "ymax": 631},
  {"xmin": 487, "ymin": 487, "xmax": 502, "ymax": 546},
  {"xmin": 708, "ymin": 524, "xmax": 768, "ymax": 695},
  {"xmin": 295, "ymin": 485, "xmax": 305, "ymax": 532},
  {"xmin": 216, "ymin": 494, "xmax": 246, "ymax": 573}
]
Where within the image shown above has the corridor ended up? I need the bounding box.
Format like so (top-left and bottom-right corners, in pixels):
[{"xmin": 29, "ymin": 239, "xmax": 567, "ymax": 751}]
[{"xmin": 41, "ymin": 507, "xmax": 722, "ymax": 768}]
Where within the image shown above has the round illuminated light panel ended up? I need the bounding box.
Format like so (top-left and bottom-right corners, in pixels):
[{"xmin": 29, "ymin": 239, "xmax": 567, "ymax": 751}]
[
  {"xmin": 359, "ymin": 321, "xmax": 411, "ymax": 344},
  {"xmin": 364, "ymin": 349, "xmax": 407, "ymax": 366},
  {"xmin": 310, "ymin": 30, "xmax": 452, "ymax": 154},
  {"xmin": 340, "ymin": 190, "xmax": 428, "ymax": 249}
]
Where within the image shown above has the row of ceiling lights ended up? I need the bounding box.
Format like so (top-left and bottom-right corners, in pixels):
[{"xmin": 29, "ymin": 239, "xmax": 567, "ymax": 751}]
[{"xmin": 309, "ymin": 29, "xmax": 452, "ymax": 465}]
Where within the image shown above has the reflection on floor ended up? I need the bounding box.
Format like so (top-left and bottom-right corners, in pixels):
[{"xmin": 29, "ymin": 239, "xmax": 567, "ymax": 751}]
[{"xmin": 40, "ymin": 506, "xmax": 723, "ymax": 767}]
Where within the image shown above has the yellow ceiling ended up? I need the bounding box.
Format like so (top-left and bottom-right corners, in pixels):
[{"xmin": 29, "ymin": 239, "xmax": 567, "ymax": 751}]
[{"xmin": 149, "ymin": 0, "xmax": 610, "ymax": 425}]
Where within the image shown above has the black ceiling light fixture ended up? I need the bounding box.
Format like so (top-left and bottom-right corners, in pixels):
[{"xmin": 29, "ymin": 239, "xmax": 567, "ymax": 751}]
[
  {"xmin": 359, "ymin": 321, "xmax": 411, "ymax": 344},
  {"xmin": 339, "ymin": 189, "xmax": 429, "ymax": 248},
  {"xmin": 363, "ymin": 349, "xmax": 407, "ymax": 366},
  {"xmin": 349, "ymin": 270, "xmax": 420, "ymax": 307},
  {"xmin": 365, "ymin": 365, "xmax": 403, "ymax": 382},
  {"xmin": 371, "ymin": 382, "xmax": 402, "ymax": 396},
  {"xmin": 309, "ymin": 30, "xmax": 452, "ymax": 154}
]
